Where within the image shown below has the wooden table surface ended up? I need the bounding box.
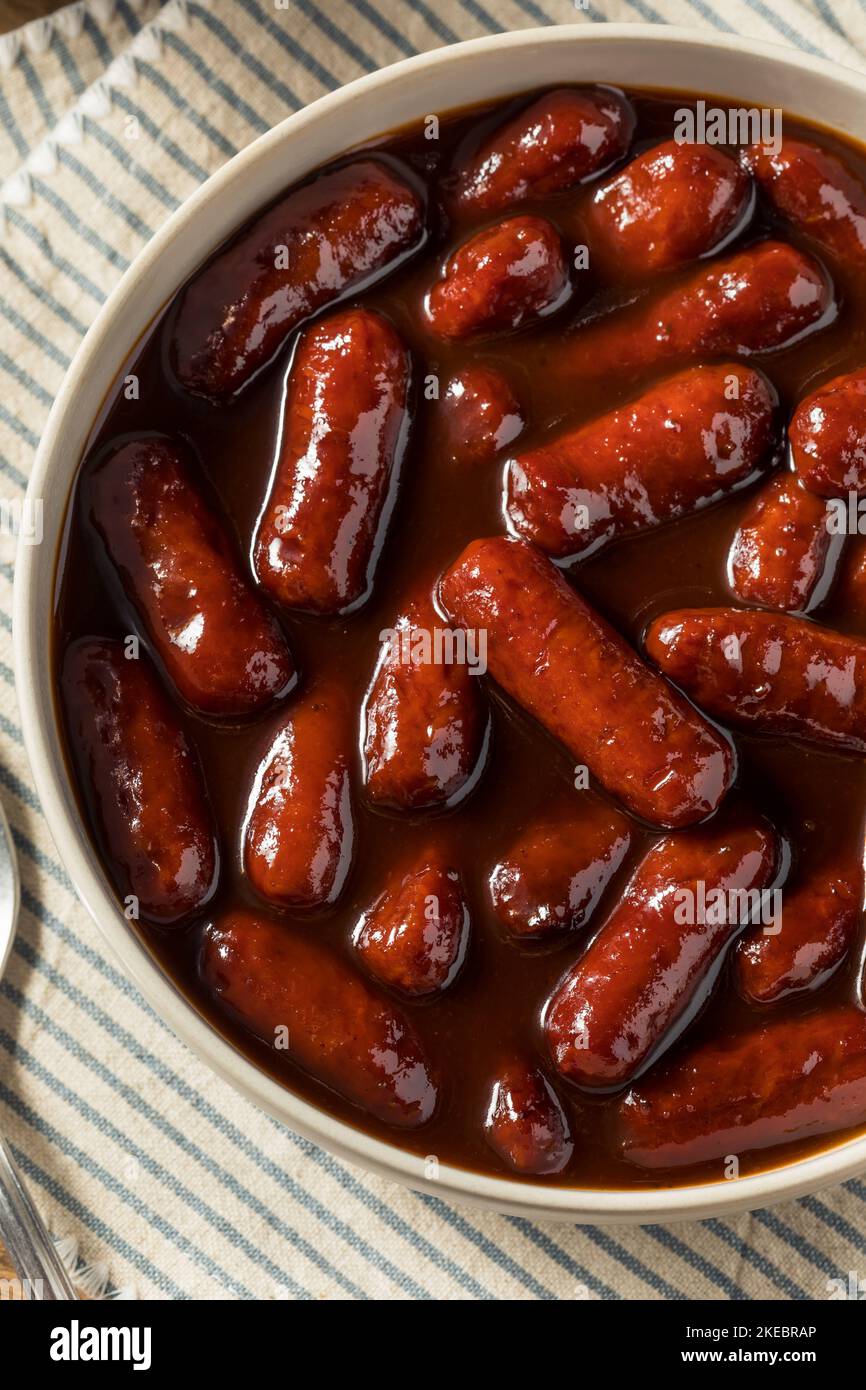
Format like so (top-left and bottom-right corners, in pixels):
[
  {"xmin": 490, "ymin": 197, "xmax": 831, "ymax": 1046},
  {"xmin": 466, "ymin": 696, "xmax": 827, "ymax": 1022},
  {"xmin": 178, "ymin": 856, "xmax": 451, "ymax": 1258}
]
[{"xmin": 1, "ymin": 0, "xmax": 69, "ymax": 32}]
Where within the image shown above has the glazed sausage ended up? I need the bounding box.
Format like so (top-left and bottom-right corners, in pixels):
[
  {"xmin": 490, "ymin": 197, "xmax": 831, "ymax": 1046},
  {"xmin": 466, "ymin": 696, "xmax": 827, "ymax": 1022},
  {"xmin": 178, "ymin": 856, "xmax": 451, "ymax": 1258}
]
[
  {"xmin": 735, "ymin": 853, "xmax": 862, "ymax": 1004},
  {"xmin": 790, "ymin": 368, "xmax": 866, "ymax": 498},
  {"xmin": 545, "ymin": 816, "xmax": 778, "ymax": 1090},
  {"xmin": 489, "ymin": 795, "xmax": 631, "ymax": 940},
  {"xmin": 200, "ymin": 911, "xmax": 437, "ymax": 1128},
  {"xmin": 506, "ymin": 363, "xmax": 777, "ymax": 560},
  {"xmin": 437, "ymin": 367, "xmax": 524, "ymax": 466},
  {"xmin": 88, "ymin": 437, "xmax": 294, "ymax": 717},
  {"xmin": 243, "ymin": 680, "xmax": 353, "ymax": 909},
  {"xmin": 426, "ymin": 216, "xmax": 569, "ymax": 340},
  {"xmin": 646, "ymin": 607, "xmax": 866, "ymax": 752},
  {"xmin": 742, "ymin": 139, "xmax": 866, "ymax": 273},
  {"xmin": 452, "ymin": 86, "xmax": 635, "ymax": 214},
  {"xmin": 584, "ymin": 140, "xmax": 752, "ymax": 279},
  {"xmin": 484, "ymin": 1060, "xmax": 573, "ymax": 1175},
  {"xmin": 618, "ymin": 1006, "xmax": 866, "ymax": 1169},
  {"xmin": 354, "ymin": 854, "xmax": 470, "ymax": 997},
  {"xmin": 727, "ymin": 473, "xmax": 834, "ymax": 612},
  {"xmin": 172, "ymin": 160, "xmax": 424, "ymax": 398},
  {"xmin": 556, "ymin": 242, "xmax": 832, "ymax": 387},
  {"xmin": 835, "ymin": 537, "xmax": 866, "ymax": 621},
  {"xmin": 362, "ymin": 584, "xmax": 487, "ymax": 810},
  {"xmin": 61, "ymin": 639, "xmax": 217, "ymax": 923},
  {"xmin": 253, "ymin": 307, "xmax": 411, "ymax": 614},
  {"xmin": 438, "ymin": 537, "xmax": 734, "ymax": 827}
]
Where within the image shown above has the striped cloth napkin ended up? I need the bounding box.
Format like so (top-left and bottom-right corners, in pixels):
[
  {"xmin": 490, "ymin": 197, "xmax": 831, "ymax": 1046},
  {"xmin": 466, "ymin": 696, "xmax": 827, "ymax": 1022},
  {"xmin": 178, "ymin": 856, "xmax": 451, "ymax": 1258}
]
[{"xmin": 2, "ymin": 0, "xmax": 866, "ymax": 1302}]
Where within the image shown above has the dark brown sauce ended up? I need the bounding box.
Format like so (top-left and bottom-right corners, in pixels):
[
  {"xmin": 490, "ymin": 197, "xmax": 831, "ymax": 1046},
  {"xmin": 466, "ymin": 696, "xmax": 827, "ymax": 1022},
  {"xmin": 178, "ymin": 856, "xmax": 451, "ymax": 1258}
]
[{"xmin": 53, "ymin": 87, "xmax": 866, "ymax": 1189}]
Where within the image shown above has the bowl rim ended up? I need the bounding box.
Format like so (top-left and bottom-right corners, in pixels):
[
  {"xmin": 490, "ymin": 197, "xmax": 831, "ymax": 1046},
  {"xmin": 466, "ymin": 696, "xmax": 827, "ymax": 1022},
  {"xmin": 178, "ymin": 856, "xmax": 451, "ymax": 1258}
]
[{"xmin": 14, "ymin": 20, "xmax": 866, "ymax": 1225}]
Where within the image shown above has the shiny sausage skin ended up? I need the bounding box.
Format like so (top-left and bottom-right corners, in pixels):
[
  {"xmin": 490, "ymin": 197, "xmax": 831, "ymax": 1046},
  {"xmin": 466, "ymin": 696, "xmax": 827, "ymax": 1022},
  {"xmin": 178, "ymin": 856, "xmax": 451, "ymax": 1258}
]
[
  {"xmin": 558, "ymin": 242, "xmax": 832, "ymax": 387},
  {"xmin": 354, "ymin": 855, "xmax": 470, "ymax": 997},
  {"xmin": 489, "ymin": 795, "xmax": 631, "ymax": 940},
  {"xmin": 88, "ymin": 437, "xmax": 294, "ymax": 717},
  {"xmin": 646, "ymin": 607, "xmax": 866, "ymax": 752},
  {"xmin": 200, "ymin": 911, "xmax": 437, "ymax": 1128},
  {"xmin": 727, "ymin": 473, "xmax": 834, "ymax": 612},
  {"xmin": 439, "ymin": 537, "xmax": 733, "ymax": 828},
  {"xmin": 452, "ymin": 86, "xmax": 635, "ymax": 214},
  {"xmin": 243, "ymin": 680, "xmax": 353, "ymax": 908},
  {"xmin": 172, "ymin": 160, "xmax": 424, "ymax": 398},
  {"xmin": 437, "ymin": 367, "xmax": 524, "ymax": 466},
  {"xmin": 735, "ymin": 853, "xmax": 862, "ymax": 1004},
  {"xmin": 835, "ymin": 537, "xmax": 866, "ymax": 620},
  {"xmin": 484, "ymin": 1060, "xmax": 573, "ymax": 1175},
  {"xmin": 61, "ymin": 639, "xmax": 217, "ymax": 923},
  {"xmin": 506, "ymin": 363, "xmax": 777, "ymax": 560},
  {"xmin": 426, "ymin": 216, "xmax": 569, "ymax": 340},
  {"xmin": 545, "ymin": 816, "xmax": 778, "ymax": 1090},
  {"xmin": 362, "ymin": 585, "xmax": 487, "ymax": 810},
  {"xmin": 742, "ymin": 140, "xmax": 866, "ymax": 272},
  {"xmin": 584, "ymin": 140, "xmax": 752, "ymax": 279},
  {"xmin": 618, "ymin": 1006, "xmax": 866, "ymax": 1168},
  {"xmin": 790, "ymin": 368, "xmax": 866, "ymax": 497},
  {"xmin": 253, "ymin": 307, "xmax": 411, "ymax": 614}
]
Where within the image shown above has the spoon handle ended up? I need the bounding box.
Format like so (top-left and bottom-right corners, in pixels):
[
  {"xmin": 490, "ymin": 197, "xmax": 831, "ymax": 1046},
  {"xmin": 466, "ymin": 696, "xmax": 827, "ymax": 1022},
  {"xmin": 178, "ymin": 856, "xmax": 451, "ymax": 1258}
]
[{"xmin": 0, "ymin": 1133, "xmax": 77, "ymax": 1299}]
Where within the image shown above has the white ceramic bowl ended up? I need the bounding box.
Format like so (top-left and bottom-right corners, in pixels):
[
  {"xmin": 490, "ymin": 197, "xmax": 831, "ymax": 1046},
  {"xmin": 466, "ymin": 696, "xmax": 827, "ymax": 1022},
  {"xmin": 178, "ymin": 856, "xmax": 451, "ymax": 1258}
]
[{"xmin": 15, "ymin": 23, "xmax": 866, "ymax": 1224}]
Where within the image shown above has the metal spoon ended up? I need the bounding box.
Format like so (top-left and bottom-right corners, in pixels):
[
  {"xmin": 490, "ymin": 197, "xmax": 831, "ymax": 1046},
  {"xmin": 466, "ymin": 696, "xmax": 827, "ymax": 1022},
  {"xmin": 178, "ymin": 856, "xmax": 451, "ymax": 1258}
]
[{"xmin": 0, "ymin": 794, "xmax": 77, "ymax": 1300}]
